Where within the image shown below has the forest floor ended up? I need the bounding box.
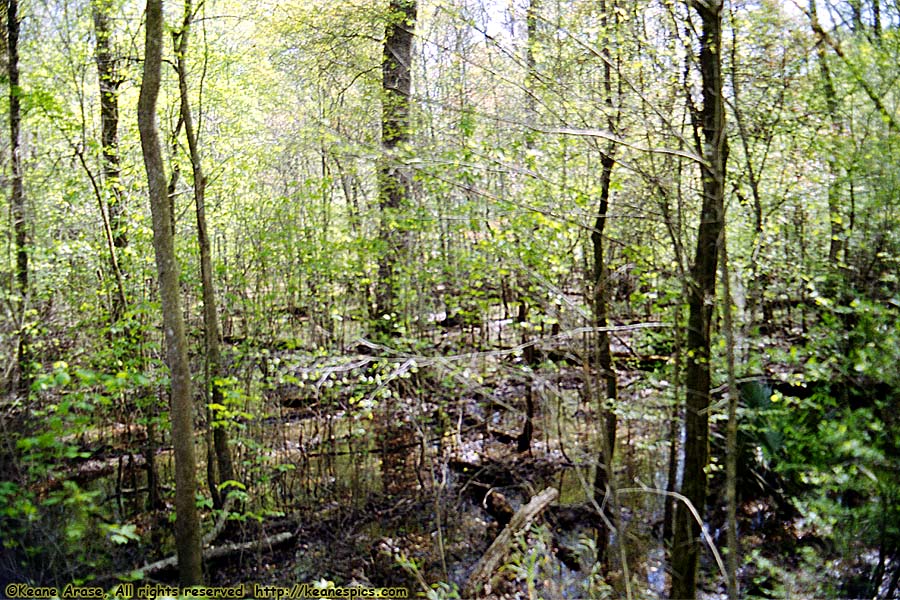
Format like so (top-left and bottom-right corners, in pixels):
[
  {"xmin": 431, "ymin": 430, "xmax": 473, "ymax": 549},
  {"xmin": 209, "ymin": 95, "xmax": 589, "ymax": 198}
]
[{"xmin": 5, "ymin": 320, "xmax": 871, "ymax": 598}]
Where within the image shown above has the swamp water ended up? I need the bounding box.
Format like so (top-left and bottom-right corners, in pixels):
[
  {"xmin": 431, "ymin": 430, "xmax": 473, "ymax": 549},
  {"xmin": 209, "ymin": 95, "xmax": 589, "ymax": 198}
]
[{"xmin": 72, "ymin": 360, "xmax": 677, "ymax": 597}]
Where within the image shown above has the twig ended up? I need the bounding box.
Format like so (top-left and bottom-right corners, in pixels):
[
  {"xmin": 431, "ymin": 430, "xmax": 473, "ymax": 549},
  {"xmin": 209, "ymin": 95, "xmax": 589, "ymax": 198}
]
[{"xmin": 618, "ymin": 484, "xmax": 727, "ymax": 581}]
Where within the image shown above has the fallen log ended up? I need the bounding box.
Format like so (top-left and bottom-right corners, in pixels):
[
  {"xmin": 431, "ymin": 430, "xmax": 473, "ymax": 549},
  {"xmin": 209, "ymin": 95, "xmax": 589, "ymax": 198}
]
[
  {"xmin": 127, "ymin": 531, "xmax": 294, "ymax": 578},
  {"xmin": 463, "ymin": 486, "xmax": 558, "ymax": 598}
]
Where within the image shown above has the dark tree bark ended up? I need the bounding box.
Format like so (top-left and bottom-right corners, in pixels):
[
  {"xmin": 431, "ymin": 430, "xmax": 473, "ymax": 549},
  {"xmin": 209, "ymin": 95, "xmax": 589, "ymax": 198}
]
[
  {"xmin": 374, "ymin": 0, "xmax": 416, "ymax": 333},
  {"xmin": 591, "ymin": 0, "xmax": 622, "ymax": 565},
  {"xmin": 662, "ymin": 328, "xmax": 681, "ymax": 543},
  {"xmin": 7, "ymin": 0, "xmax": 29, "ymax": 396},
  {"xmin": 671, "ymin": 1, "xmax": 727, "ymax": 598},
  {"xmin": 137, "ymin": 0, "xmax": 203, "ymax": 585},
  {"xmin": 373, "ymin": 0, "xmax": 418, "ymax": 498},
  {"xmin": 591, "ymin": 148, "xmax": 617, "ymax": 546},
  {"xmin": 92, "ymin": 0, "xmax": 125, "ymax": 250},
  {"xmin": 92, "ymin": 0, "xmax": 128, "ymax": 321},
  {"xmin": 873, "ymin": 0, "xmax": 881, "ymax": 38},
  {"xmin": 174, "ymin": 0, "xmax": 236, "ymax": 508},
  {"xmin": 516, "ymin": 0, "xmax": 540, "ymax": 455}
]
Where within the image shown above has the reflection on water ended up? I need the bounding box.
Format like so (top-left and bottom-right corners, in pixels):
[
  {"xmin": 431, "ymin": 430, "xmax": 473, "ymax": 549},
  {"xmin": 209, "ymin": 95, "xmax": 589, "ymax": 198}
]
[{"xmin": 78, "ymin": 364, "xmax": 677, "ymax": 596}]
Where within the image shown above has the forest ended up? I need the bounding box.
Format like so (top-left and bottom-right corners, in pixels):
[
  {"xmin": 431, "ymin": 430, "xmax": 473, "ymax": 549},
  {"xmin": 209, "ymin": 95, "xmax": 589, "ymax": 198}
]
[{"xmin": 0, "ymin": 0, "xmax": 898, "ymax": 597}]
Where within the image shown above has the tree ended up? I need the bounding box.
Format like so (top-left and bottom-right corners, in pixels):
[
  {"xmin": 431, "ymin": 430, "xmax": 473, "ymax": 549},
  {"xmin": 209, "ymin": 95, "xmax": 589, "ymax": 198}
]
[
  {"xmin": 671, "ymin": 0, "xmax": 727, "ymax": 597},
  {"xmin": 173, "ymin": 0, "xmax": 236, "ymax": 509},
  {"xmin": 92, "ymin": 0, "xmax": 128, "ymax": 322},
  {"xmin": 515, "ymin": 0, "xmax": 540, "ymax": 456},
  {"xmin": 809, "ymin": 0, "xmax": 848, "ymax": 268},
  {"xmin": 5, "ymin": 0, "xmax": 900, "ymax": 593},
  {"xmin": 7, "ymin": 0, "xmax": 29, "ymax": 396},
  {"xmin": 375, "ymin": 0, "xmax": 417, "ymax": 334},
  {"xmin": 137, "ymin": 0, "xmax": 203, "ymax": 585},
  {"xmin": 590, "ymin": 0, "xmax": 623, "ymax": 565}
]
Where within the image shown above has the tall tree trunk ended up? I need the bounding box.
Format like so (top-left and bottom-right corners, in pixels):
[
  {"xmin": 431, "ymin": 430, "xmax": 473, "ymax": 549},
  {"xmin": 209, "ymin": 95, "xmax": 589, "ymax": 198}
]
[
  {"xmin": 524, "ymin": 0, "xmax": 538, "ymax": 151},
  {"xmin": 174, "ymin": 0, "xmax": 236, "ymax": 507},
  {"xmin": 591, "ymin": 0, "xmax": 621, "ymax": 564},
  {"xmin": 663, "ymin": 300, "xmax": 683, "ymax": 543},
  {"xmin": 671, "ymin": 1, "xmax": 727, "ymax": 597},
  {"xmin": 137, "ymin": 0, "xmax": 203, "ymax": 585},
  {"xmin": 374, "ymin": 0, "xmax": 418, "ymax": 496},
  {"xmin": 810, "ymin": 1, "xmax": 846, "ymax": 267},
  {"xmin": 375, "ymin": 0, "xmax": 416, "ymax": 334},
  {"xmin": 8, "ymin": 0, "xmax": 29, "ymax": 397},
  {"xmin": 591, "ymin": 149, "xmax": 617, "ymax": 561},
  {"xmin": 516, "ymin": 0, "xmax": 540, "ymax": 455},
  {"xmin": 720, "ymin": 229, "xmax": 740, "ymax": 600},
  {"xmin": 92, "ymin": 3, "xmax": 125, "ymax": 244},
  {"xmin": 92, "ymin": 0, "xmax": 127, "ymax": 321}
]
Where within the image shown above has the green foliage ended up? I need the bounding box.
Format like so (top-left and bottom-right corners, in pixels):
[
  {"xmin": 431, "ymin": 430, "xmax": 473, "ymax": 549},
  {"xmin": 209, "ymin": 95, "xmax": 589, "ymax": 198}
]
[
  {"xmin": 396, "ymin": 553, "xmax": 461, "ymax": 600},
  {"xmin": 2, "ymin": 0, "xmax": 899, "ymax": 593},
  {"xmin": 743, "ymin": 545, "xmax": 839, "ymax": 599},
  {"xmin": 101, "ymin": 522, "xmax": 140, "ymax": 545},
  {"xmin": 0, "ymin": 481, "xmax": 35, "ymax": 521},
  {"xmin": 750, "ymin": 295, "xmax": 900, "ymax": 594},
  {"xmin": 503, "ymin": 525, "xmax": 618, "ymax": 599}
]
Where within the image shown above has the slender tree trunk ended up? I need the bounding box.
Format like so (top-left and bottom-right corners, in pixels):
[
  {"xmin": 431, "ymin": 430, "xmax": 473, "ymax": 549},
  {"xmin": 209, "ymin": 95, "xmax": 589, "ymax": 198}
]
[
  {"xmin": 720, "ymin": 229, "xmax": 740, "ymax": 600},
  {"xmin": 662, "ymin": 128, "xmax": 688, "ymax": 547},
  {"xmin": 591, "ymin": 0, "xmax": 621, "ymax": 564},
  {"xmin": 516, "ymin": 0, "xmax": 539, "ymax": 455},
  {"xmin": 873, "ymin": 0, "xmax": 881, "ymax": 39},
  {"xmin": 73, "ymin": 148, "xmax": 128, "ymax": 321},
  {"xmin": 92, "ymin": 0, "xmax": 127, "ymax": 321},
  {"xmin": 375, "ymin": 0, "xmax": 416, "ymax": 333},
  {"xmin": 146, "ymin": 389, "xmax": 163, "ymax": 511},
  {"xmin": 672, "ymin": 1, "xmax": 727, "ymax": 597},
  {"xmin": 92, "ymin": 4, "xmax": 124, "ymax": 243},
  {"xmin": 374, "ymin": 0, "xmax": 418, "ymax": 496},
  {"xmin": 591, "ymin": 149, "xmax": 617, "ymax": 546},
  {"xmin": 809, "ymin": 1, "xmax": 845, "ymax": 267},
  {"xmin": 7, "ymin": 0, "xmax": 29, "ymax": 397},
  {"xmin": 137, "ymin": 0, "xmax": 203, "ymax": 585},
  {"xmin": 663, "ymin": 301, "xmax": 683, "ymax": 543},
  {"xmin": 174, "ymin": 0, "xmax": 236, "ymax": 506},
  {"xmin": 524, "ymin": 0, "xmax": 538, "ymax": 151}
]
